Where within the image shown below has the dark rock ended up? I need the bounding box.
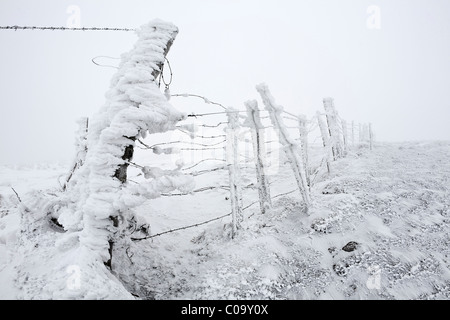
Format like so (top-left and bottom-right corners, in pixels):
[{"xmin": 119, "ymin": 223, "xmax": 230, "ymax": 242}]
[
  {"xmin": 332, "ymin": 263, "xmax": 347, "ymax": 276},
  {"xmin": 342, "ymin": 241, "xmax": 359, "ymax": 252},
  {"xmin": 322, "ymin": 185, "xmax": 345, "ymax": 195},
  {"xmin": 49, "ymin": 217, "xmax": 66, "ymax": 233}
]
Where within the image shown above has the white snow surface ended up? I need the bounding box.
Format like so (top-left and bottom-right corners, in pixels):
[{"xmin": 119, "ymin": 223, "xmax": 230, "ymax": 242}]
[{"xmin": 1, "ymin": 141, "xmax": 449, "ymax": 299}]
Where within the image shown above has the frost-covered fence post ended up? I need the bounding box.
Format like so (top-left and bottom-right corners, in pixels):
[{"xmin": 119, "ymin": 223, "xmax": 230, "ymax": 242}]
[
  {"xmin": 113, "ymin": 28, "xmax": 177, "ymax": 185},
  {"xmin": 244, "ymin": 100, "xmax": 272, "ymax": 214},
  {"xmin": 63, "ymin": 117, "xmax": 88, "ymax": 191},
  {"xmin": 351, "ymin": 120, "xmax": 355, "ymax": 147},
  {"xmin": 298, "ymin": 114, "xmax": 311, "ymax": 187},
  {"xmin": 256, "ymin": 84, "xmax": 311, "ymax": 211},
  {"xmin": 316, "ymin": 111, "xmax": 332, "ymax": 175},
  {"xmin": 362, "ymin": 123, "xmax": 369, "ymax": 145},
  {"xmin": 341, "ymin": 119, "xmax": 348, "ymax": 156},
  {"xmin": 369, "ymin": 122, "xmax": 373, "ymax": 150},
  {"xmin": 323, "ymin": 97, "xmax": 343, "ymax": 160},
  {"xmin": 226, "ymin": 108, "xmax": 243, "ymax": 238},
  {"xmin": 98, "ymin": 21, "xmax": 179, "ymax": 269},
  {"xmin": 57, "ymin": 20, "xmax": 194, "ymax": 270},
  {"xmin": 358, "ymin": 123, "xmax": 363, "ymax": 144}
]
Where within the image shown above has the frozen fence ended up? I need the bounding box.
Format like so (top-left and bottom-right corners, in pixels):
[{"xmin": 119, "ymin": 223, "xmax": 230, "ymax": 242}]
[
  {"xmin": 4, "ymin": 20, "xmax": 380, "ymax": 300},
  {"xmin": 110, "ymin": 84, "xmax": 375, "ymax": 242},
  {"xmin": 41, "ymin": 21, "xmax": 376, "ymax": 270}
]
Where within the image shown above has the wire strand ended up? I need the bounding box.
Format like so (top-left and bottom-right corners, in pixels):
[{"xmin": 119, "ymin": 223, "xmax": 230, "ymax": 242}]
[
  {"xmin": 160, "ymin": 57, "xmax": 173, "ymax": 88},
  {"xmin": 91, "ymin": 56, "xmax": 120, "ymax": 69},
  {"xmin": 171, "ymin": 93, "xmax": 228, "ymax": 110},
  {"xmin": 0, "ymin": 25, "xmax": 135, "ymax": 32}
]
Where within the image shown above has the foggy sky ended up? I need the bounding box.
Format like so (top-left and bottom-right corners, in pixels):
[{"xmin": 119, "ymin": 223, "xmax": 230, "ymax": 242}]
[{"xmin": 1, "ymin": 0, "xmax": 449, "ymax": 165}]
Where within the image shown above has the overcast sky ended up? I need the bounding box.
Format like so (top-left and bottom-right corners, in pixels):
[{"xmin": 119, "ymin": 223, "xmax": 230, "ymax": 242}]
[{"xmin": 1, "ymin": 0, "xmax": 449, "ymax": 165}]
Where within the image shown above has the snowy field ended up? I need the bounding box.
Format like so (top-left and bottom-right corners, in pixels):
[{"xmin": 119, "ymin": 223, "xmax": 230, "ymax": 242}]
[{"xmin": 0, "ymin": 140, "xmax": 449, "ymax": 300}]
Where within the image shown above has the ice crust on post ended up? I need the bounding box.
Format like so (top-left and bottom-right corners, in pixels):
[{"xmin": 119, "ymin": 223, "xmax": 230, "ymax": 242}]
[
  {"xmin": 58, "ymin": 19, "xmax": 193, "ymax": 266},
  {"xmin": 298, "ymin": 114, "xmax": 310, "ymax": 187},
  {"xmin": 226, "ymin": 107, "xmax": 243, "ymax": 238},
  {"xmin": 244, "ymin": 100, "xmax": 272, "ymax": 214},
  {"xmin": 256, "ymin": 83, "xmax": 311, "ymax": 211},
  {"xmin": 62, "ymin": 117, "xmax": 88, "ymax": 191},
  {"xmin": 317, "ymin": 111, "xmax": 332, "ymax": 174},
  {"xmin": 323, "ymin": 97, "xmax": 343, "ymax": 160}
]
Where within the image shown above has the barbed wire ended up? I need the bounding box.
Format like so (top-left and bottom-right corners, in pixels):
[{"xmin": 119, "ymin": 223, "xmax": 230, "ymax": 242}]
[
  {"xmin": 171, "ymin": 92, "xmax": 309, "ymax": 127},
  {"xmin": 186, "ymin": 110, "xmax": 247, "ymax": 118},
  {"xmin": 243, "ymin": 188, "xmax": 298, "ymax": 213},
  {"xmin": 0, "ymin": 25, "xmax": 135, "ymax": 32},
  {"xmin": 159, "ymin": 57, "xmax": 173, "ymax": 88},
  {"xmin": 91, "ymin": 55, "xmax": 120, "ymax": 69},
  {"xmin": 127, "ymin": 111, "xmax": 372, "ymax": 242},
  {"xmin": 188, "ymin": 133, "xmax": 227, "ymax": 139},
  {"xmin": 191, "ymin": 166, "xmax": 228, "ymax": 176},
  {"xmin": 161, "ymin": 185, "xmax": 230, "ymax": 197},
  {"xmin": 131, "ymin": 211, "xmax": 232, "ymax": 241},
  {"xmin": 137, "ymin": 138, "xmax": 226, "ymax": 150},
  {"xmin": 182, "ymin": 158, "xmax": 226, "ymax": 171},
  {"xmin": 196, "ymin": 122, "xmax": 228, "ymax": 128},
  {"xmin": 171, "ymin": 93, "xmax": 228, "ymax": 110},
  {"xmin": 282, "ymin": 114, "xmax": 300, "ymax": 122},
  {"xmin": 180, "ymin": 146, "xmax": 224, "ymax": 151}
]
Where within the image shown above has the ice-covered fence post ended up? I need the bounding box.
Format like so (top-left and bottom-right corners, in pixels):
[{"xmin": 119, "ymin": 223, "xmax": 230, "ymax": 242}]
[
  {"xmin": 103, "ymin": 21, "xmax": 179, "ymax": 269},
  {"xmin": 351, "ymin": 120, "xmax": 355, "ymax": 147},
  {"xmin": 113, "ymin": 27, "xmax": 177, "ymax": 185},
  {"xmin": 57, "ymin": 20, "xmax": 190, "ymax": 270},
  {"xmin": 359, "ymin": 123, "xmax": 363, "ymax": 144},
  {"xmin": 316, "ymin": 111, "xmax": 332, "ymax": 175},
  {"xmin": 63, "ymin": 117, "xmax": 88, "ymax": 191},
  {"xmin": 323, "ymin": 97, "xmax": 343, "ymax": 160},
  {"xmin": 297, "ymin": 114, "xmax": 311, "ymax": 187},
  {"xmin": 363, "ymin": 123, "xmax": 369, "ymax": 144},
  {"xmin": 256, "ymin": 83, "xmax": 311, "ymax": 211},
  {"xmin": 244, "ymin": 100, "xmax": 272, "ymax": 214},
  {"xmin": 226, "ymin": 108, "xmax": 243, "ymax": 238},
  {"xmin": 369, "ymin": 123, "xmax": 373, "ymax": 150},
  {"xmin": 341, "ymin": 119, "xmax": 348, "ymax": 156}
]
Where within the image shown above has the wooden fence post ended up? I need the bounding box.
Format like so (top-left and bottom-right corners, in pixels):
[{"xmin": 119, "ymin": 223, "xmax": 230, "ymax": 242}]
[
  {"xmin": 316, "ymin": 111, "xmax": 332, "ymax": 175},
  {"xmin": 63, "ymin": 117, "xmax": 89, "ymax": 191},
  {"xmin": 323, "ymin": 97, "xmax": 343, "ymax": 160},
  {"xmin": 244, "ymin": 100, "xmax": 272, "ymax": 214},
  {"xmin": 358, "ymin": 123, "xmax": 363, "ymax": 144},
  {"xmin": 82, "ymin": 21, "xmax": 180, "ymax": 269},
  {"xmin": 256, "ymin": 84, "xmax": 311, "ymax": 211},
  {"xmin": 351, "ymin": 120, "xmax": 355, "ymax": 147},
  {"xmin": 341, "ymin": 119, "xmax": 348, "ymax": 156},
  {"xmin": 298, "ymin": 114, "xmax": 311, "ymax": 187},
  {"xmin": 226, "ymin": 108, "xmax": 243, "ymax": 238},
  {"xmin": 369, "ymin": 122, "xmax": 373, "ymax": 150}
]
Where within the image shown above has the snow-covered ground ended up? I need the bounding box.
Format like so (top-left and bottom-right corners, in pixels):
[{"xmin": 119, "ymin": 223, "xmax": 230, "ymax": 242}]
[{"xmin": 1, "ymin": 141, "xmax": 449, "ymax": 299}]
